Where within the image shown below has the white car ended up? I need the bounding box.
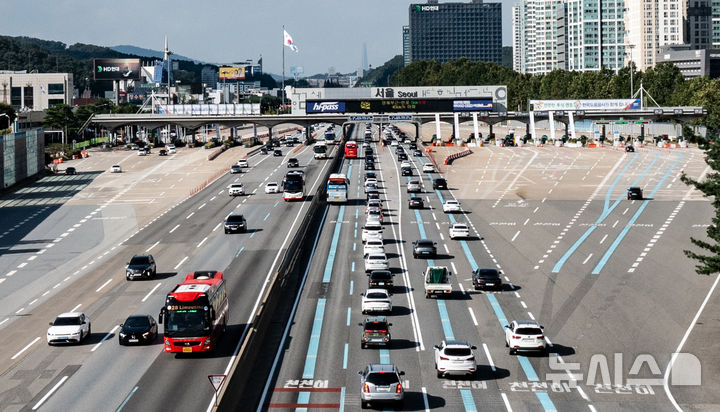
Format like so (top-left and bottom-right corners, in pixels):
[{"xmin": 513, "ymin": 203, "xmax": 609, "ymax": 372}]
[
  {"xmin": 505, "ymin": 320, "xmax": 547, "ymax": 355},
  {"xmin": 363, "ymin": 239, "xmax": 385, "ymax": 256},
  {"xmin": 449, "ymin": 223, "xmax": 471, "ymax": 239},
  {"xmin": 47, "ymin": 312, "xmax": 91, "ymax": 345},
  {"xmin": 228, "ymin": 183, "xmax": 245, "ymax": 196},
  {"xmin": 362, "ymin": 224, "xmax": 383, "ymax": 243},
  {"xmin": 443, "ymin": 200, "xmax": 462, "ymax": 213},
  {"xmin": 361, "ymin": 289, "xmax": 392, "ymax": 314},
  {"xmin": 366, "ymin": 210, "xmax": 383, "ymax": 224},
  {"xmin": 166, "ymin": 144, "xmax": 176, "ymax": 154},
  {"xmin": 404, "ymin": 139, "xmax": 412, "ymax": 144},
  {"xmin": 365, "ymin": 253, "xmax": 389, "ymax": 273},
  {"xmin": 365, "ymin": 182, "xmax": 378, "ymax": 193},
  {"xmin": 265, "ymin": 182, "xmax": 279, "ymax": 194},
  {"xmin": 366, "ymin": 200, "xmax": 383, "ymax": 213},
  {"xmin": 137, "ymin": 149, "xmax": 147, "ymax": 156},
  {"xmin": 422, "ymin": 164, "xmax": 435, "ymax": 173},
  {"xmin": 390, "ymin": 140, "xmax": 398, "ymax": 146},
  {"xmin": 110, "ymin": 164, "xmax": 122, "ymax": 173},
  {"xmin": 237, "ymin": 159, "xmax": 249, "ymax": 167},
  {"xmin": 400, "ymin": 161, "xmax": 412, "ymax": 169},
  {"xmin": 434, "ymin": 340, "xmax": 477, "ymax": 378},
  {"xmin": 406, "ymin": 180, "xmax": 422, "ymax": 193},
  {"xmin": 364, "ymin": 178, "xmax": 378, "ymax": 187}
]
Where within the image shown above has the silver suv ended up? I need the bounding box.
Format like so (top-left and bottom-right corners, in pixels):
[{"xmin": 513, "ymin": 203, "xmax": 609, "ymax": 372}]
[{"xmin": 358, "ymin": 363, "xmax": 405, "ymax": 409}]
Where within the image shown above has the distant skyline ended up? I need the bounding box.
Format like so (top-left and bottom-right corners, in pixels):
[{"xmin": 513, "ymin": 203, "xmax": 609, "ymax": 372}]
[{"xmin": 1, "ymin": 0, "xmax": 517, "ymax": 76}]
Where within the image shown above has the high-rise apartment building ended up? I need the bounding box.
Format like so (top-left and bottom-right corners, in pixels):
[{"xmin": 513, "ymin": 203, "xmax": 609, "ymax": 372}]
[
  {"xmin": 403, "ymin": 26, "xmax": 411, "ymax": 67},
  {"xmin": 408, "ymin": 0, "xmax": 502, "ymax": 64},
  {"xmin": 566, "ymin": 0, "xmax": 625, "ymax": 71},
  {"xmin": 687, "ymin": 0, "xmax": 712, "ymax": 48},
  {"xmin": 625, "ymin": 0, "xmax": 686, "ymax": 71},
  {"xmin": 513, "ymin": 1, "xmax": 566, "ymax": 74}
]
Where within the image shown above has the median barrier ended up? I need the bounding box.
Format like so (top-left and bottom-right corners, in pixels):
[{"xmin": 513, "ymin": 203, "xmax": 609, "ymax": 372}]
[
  {"xmin": 217, "ymin": 125, "xmax": 352, "ymax": 411},
  {"xmin": 444, "ymin": 149, "xmax": 473, "ymax": 165}
]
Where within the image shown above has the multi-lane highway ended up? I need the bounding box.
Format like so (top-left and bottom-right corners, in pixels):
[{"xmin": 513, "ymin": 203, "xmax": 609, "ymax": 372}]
[{"xmin": 0, "ymin": 121, "xmax": 716, "ymax": 412}]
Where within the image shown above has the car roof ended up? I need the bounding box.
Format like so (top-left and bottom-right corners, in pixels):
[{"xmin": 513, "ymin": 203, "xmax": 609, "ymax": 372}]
[
  {"xmin": 230, "ymin": 183, "xmax": 243, "ymax": 186},
  {"xmin": 56, "ymin": 311, "xmax": 84, "ymax": 318},
  {"xmin": 515, "ymin": 320, "xmax": 541, "ymax": 328},
  {"xmin": 444, "ymin": 339, "xmax": 471, "ymax": 348},
  {"xmin": 132, "ymin": 254, "xmax": 152, "ymax": 259},
  {"xmin": 227, "ymin": 214, "xmax": 244, "ymax": 218},
  {"xmin": 367, "ymin": 364, "xmax": 398, "ymax": 373},
  {"xmin": 364, "ymin": 316, "xmax": 388, "ymax": 323},
  {"xmin": 366, "ymin": 288, "xmax": 389, "ymax": 294},
  {"xmin": 267, "ymin": 181, "xmax": 278, "ymax": 185}
]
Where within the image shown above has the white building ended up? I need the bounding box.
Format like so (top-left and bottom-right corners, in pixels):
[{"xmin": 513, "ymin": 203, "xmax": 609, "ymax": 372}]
[
  {"xmin": 566, "ymin": 0, "xmax": 626, "ymax": 71},
  {"xmin": 513, "ymin": 0, "xmax": 566, "ymax": 74},
  {"xmin": 0, "ymin": 71, "xmax": 73, "ymax": 111},
  {"xmin": 625, "ymin": 0, "xmax": 686, "ymax": 71}
]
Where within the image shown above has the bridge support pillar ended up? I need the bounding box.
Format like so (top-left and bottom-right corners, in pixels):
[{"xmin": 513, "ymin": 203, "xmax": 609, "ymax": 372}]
[
  {"xmin": 640, "ymin": 123, "xmax": 645, "ymax": 143},
  {"xmin": 602, "ymin": 124, "xmax": 606, "ymax": 143},
  {"xmin": 488, "ymin": 123, "xmax": 494, "ymax": 139}
]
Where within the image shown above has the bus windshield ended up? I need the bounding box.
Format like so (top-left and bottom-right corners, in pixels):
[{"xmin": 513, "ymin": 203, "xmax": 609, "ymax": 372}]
[
  {"xmin": 284, "ymin": 176, "xmax": 304, "ymax": 192},
  {"xmin": 166, "ymin": 309, "xmax": 210, "ymax": 337},
  {"xmin": 314, "ymin": 145, "xmax": 327, "ymax": 153}
]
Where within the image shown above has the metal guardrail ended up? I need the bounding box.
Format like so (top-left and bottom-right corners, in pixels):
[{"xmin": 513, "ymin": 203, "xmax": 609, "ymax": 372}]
[{"xmin": 216, "ymin": 125, "xmax": 352, "ymax": 411}]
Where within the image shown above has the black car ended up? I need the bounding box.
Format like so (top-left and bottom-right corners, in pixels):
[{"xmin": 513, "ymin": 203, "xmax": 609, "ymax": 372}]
[
  {"xmin": 401, "ymin": 166, "xmax": 412, "ymax": 176},
  {"xmin": 412, "ymin": 239, "xmax": 437, "ymax": 258},
  {"xmin": 65, "ymin": 167, "xmax": 77, "ymax": 175},
  {"xmin": 360, "ymin": 316, "xmax": 392, "ymax": 349},
  {"xmin": 365, "ymin": 147, "xmax": 373, "ymax": 155},
  {"xmin": 395, "ymin": 147, "xmax": 405, "ymax": 155},
  {"xmin": 119, "ymin": 314, "xmax": 158, "ymax": 345},
  {"xmin": 287, "ymin": 158, "xmax": 299, "ymax": 167},
  {"xmin": 158, "ymin": 149, "xmax": 168, "ymax": 156},
  {"xmin": 273, "ymin": 149, "xmax": 283, "ymax": 156},
  {"xmin": 413, "ymin": 149, "xmax": 423, "ymax": 157},
  {"xmin": 627, "ymin": 186, "xmax": 643, "ymax": 200},
  {"xmin": 625, "ymin": 145, "xmax": 635, "ymax": 152},
  {"xmin": 367, "ymin": 192, "xmax": 380, "ymax": 201},
  {"xmin": 365, "ymin": 172, "xmax": 377, "ymax": 180},
  {"xmin": 126, "ymin": 254, "xmax": 157, "ymax": 280},
  {"xmin": 397, "ymin": 153, "xmax": 408, "ymax": 161},
  {"xmin": 260, "ymin": 147, "xmax": 268, "ymax": 154},
  {"xmin": 224, "ymin": 214, "xmax": 247, "ymax": 233},
  {"xmin": 433, "ymin": 178, "xmax": 448, "ymax": 190},
  {"xmin": 472, "ymin": 268, "xmax": 503, "ymax": 290},
  {"xmin": 408, "ymin": 196, "xmax": 424, "ymax": 209},
  {"xmin": 285, "ymin": 139, "xmax": 294, "ymax": 147},
  {"xmin": 365, "ymin": 162, "xmax": 375, "ymax": 170},
  {"xmin": 368, "ymin": 270, "xmax": 394, "ymax": 290}
]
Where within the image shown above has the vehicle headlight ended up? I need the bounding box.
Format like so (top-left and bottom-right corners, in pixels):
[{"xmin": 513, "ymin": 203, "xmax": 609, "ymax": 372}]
[
  {"xmin": 142, "ymin": 332, "xmax": 151, "ymax": 338},
  {"xmin": 119, "ymin": 332, "xmax": 126, "ymax": 337}
]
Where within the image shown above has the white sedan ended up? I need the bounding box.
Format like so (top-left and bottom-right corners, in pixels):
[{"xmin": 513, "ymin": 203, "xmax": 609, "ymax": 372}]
[
  {"xmin": 228, "ymin": 183, "xmax": 245, "ymax": 196},
  {"xmin": 443, "ymin": 200, "xmax": 462, "ymax": 213},
  {"xmin": 47, "ymin": 312, "xmax": 91, "ymax": 345},
  {"xmin": 361, "ymin": 289, "xmax": 392, "ymax": 314},
  {"xmin": 362, "ymin": 226, "xmax": 383, "ymax": 243},
  {"xmin": 237, "ymin": 159, "xmax": 249, "ymax": 167},
  {"xmin": 364, "ymin": 253, "xmax": 389, "ymax": 273},
  {"xmin": 265, "ymin": 182, "xmax": 279, "ymax": 194},
  {"xmin": 434, "ymin": 340, "xmax": 477, "ymax": 378},
  {"xmin": 449, "ymin": 223, "xmax": 470, "ymax": 239},
  {"xmin": 363, "ymin": 239, "xmax": 385, "ymax": 256},
  {"xmin": 422, "ymin": 164, "xmax": 435, "ymax": 173},
  {"xmin": 110, "ymin": 164, "xmax": 122, "ymax": 173}
]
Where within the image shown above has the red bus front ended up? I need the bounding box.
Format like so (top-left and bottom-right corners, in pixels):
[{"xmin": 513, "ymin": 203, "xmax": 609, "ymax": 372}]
[{"xmin": 345, "ymin": 141, "xmax": 358, "ymax": 158}]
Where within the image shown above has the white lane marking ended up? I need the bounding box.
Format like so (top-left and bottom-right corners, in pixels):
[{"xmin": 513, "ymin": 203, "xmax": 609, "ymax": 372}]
[
  {"xmin": 664, "ymin": 267, "xmax": 720, "ymax": 411},
  {"xmin": 11, "ymin": 337, "xmax": 40, "ymax": 360},
  {"xmin": 96, "ymin": 279, "xmax": 112, "ymax": 292},
  {"xmin": 599, "ymin": 234, "xmax": 608, "ymax": 244},
  {"xmin": 443, "ymin": 244, "xmax": 449, "ymax": 253},
  {"xmin": 70, "ymin": 304, "xmax": 82, "ymax": 312},
  {"xmin": 612, "ymin": 220, "xmax": 619, "ymax": 228},
  {"xmin": 468, "ymin": 307, "xmax": 478, "ymax": 326},
  {"xmin": 482, "ymin": 343, "xmax": 497, "ymax": 372},
  {"xmin": 29, "ymin": 299, "xmax": 38, "ymax": 306},
  {"xmin": 439, "ymin": 233, "xmax": 445, "ymax": 241},
  {"xmin": 28, "ymin": 256, "xmax": 37, "ymax": 261},
  {"xmin": 582, "ymin": 253, "xmax": 593, "ymax": 264},
  {"xmin": 210, "ymin": 196, "xmax": 217, "ymax": 201},
  {"xmin": 527, "ymin": 312, "xmax": 535, "ymax": 320},
  {"xmin": 523, "ymin": 218, "xmax": 530, "ymax": 226},
  {"xmin": 198, "ymin": 202, "xmax": 207, "ymax": 209},
  {"xmin": 142, "ymin": 283, "xmax": 162, "ymax": 303},
  {"xmin": 520, "ymin": 301, "xmax": 527, "ymax": 309},
  {"xmin": 533, "ymin": 206, "xmax": 539, "ymax": 213},
  {"xmin": 197, "ymin": 237, "xmax": 208, "ymax": 248},
  {"xmin": 17, "ymin": 263, "xmax": 27, "ymax": 268},
  {"xmin": 146, "ymin": 241, "xmax": 159, "ymax": 252},
  {"xmin": 458, "ymin": 282, "xmax": 467, "ymax": 295},
  {"xmin": 174, "ymin": 256, "xmax": 188, "ymax": 270},
  {"xmin": 0, "ymin": 318, "xmax": 8, "ymax": 326},
  {"xmin": 91, "ymin": 325, "xmax": 119, "ymax": 352},
  {"xmin": 186, "ymin": 212, "xmax": 195, "ymax": 219},
  {"xmin": 31, "ymin": 375, "xmax": 69, "ymax": 410},
  {"xmin": 6, "ymin": 270, "xmax": 17, "ymax": 277},
  {"xmin": 15, "ymin": 308, "xmax": 24, "ymax": 314},
  {"xmin": 432, "ymin": 213, "xmax": 437, "ymax": 221},
  {"xmin": 213, "ymin": 222, "xmax": 222, "ymax": 232},
  {"xmin": 169, "ymin": 224, "xmax": 180, "ymax": 233},
  {"xmin": 450, "ymin": 262, "xmax": 458, "ymax": 274},
  {"xmin": 500, "ymin": 392, "xmax": 513, "ymax": 411},
  {"xmin": 511, "ymin": 230, "xmax": 520, "ymax": 242},
  {"xmin": 576, "ymin": 385, "xmax": 589, "ymax": 400}
]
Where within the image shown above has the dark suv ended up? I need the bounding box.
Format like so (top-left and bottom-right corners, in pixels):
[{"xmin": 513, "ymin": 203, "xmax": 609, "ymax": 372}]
[
  {"xmin": 126, "ymin": 254, "xmax": 157, "ymax": 280},
  {"xmin": 287, "ymin": 158, "xmax": 299, "ymax": 167},
  {"xmin": 401, "ymin": 166, "xmax": 412, "ymax": 176},
  {"xmin": 472, "ymin": 268, "xmax": 503, "ymax": 290},
  {"xmin": 224, "ymin": 214, "xmax": 247, "ymax": 233},
  {"xmin": 358, "ymin": 364, "xmax": 405, "ymax": 409},
  {"xmin": 368, "ymin": 270, "xmax": 394, "ymax": 290},
  {"xmin": 433, "ymin": 178, "xmax": 448, "ymax": 190},
  {"xmin": 359, "ymin": 316, "xmax": 391, "ymax": 348},
  {"xmin": 627, "ymin": 187, "xmax": 643, "ymax": 200}
]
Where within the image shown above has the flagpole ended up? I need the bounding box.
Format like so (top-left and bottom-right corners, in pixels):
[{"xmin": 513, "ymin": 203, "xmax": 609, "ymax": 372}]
[{"xmin": 282, "ymin": 25, "xmax": 285, "ymax": 112}]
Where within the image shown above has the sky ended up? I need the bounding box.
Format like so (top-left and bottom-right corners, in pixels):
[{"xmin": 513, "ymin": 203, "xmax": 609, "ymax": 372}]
[{"xmin": 1, "ymin": 0, "xmax": 517, "ymax": 76}]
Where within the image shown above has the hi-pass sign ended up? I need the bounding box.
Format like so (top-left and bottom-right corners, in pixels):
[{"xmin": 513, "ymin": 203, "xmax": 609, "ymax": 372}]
[
  {"xmin": 305, "ymin": 98, "xmax": 493, "ymax": 114},
  {"xmin": 93, "ymin": 58, "xmax": 141, "ymax": 81}
]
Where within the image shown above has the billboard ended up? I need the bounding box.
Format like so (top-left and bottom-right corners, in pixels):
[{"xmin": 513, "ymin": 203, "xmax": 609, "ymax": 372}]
[
  {"xmin": 530, "ymin": 99, "xmax": 641, "ymax": 111},
  {"xmin": 306, "ymin": 101, "xmax": 346, "ymax": 113},
  {"xmin": 93, "ymin": 58, "xmax": 142, "ymax": 81},
  {"xmin": 453, "ymin": 99, "xmax": 493, "ymax": 111},
  {"xmin": 306, "ymin": 99, "xmax": 493, "ymax": 114},
  {"xmin": 219, "ymin": 66, "xmax": 246, "ymax": 80}
]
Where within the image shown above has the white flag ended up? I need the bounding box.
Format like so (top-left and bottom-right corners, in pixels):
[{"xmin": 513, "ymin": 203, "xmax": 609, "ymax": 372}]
[{"xmin": 283, "ymin": 29, "xmax": 299, "ymax": 53}]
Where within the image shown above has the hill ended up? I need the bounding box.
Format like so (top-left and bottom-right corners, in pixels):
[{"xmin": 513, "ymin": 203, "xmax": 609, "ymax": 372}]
[{"xmin": 111, "ymin": 45, "xmax": 203, "ymax": 64}]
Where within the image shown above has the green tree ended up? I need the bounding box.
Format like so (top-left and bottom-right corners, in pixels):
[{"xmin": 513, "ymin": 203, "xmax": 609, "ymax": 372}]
[
  {"xmin": 681, "ymin": 138, "xmax": 720, "ymax": 275},
  {"xmin": 43, "ymin": 104, "xmax": 76, "ymax": 146},
  {"xmin": 0, "ymin": 103, "xmax": 16, "ymax": 129}
]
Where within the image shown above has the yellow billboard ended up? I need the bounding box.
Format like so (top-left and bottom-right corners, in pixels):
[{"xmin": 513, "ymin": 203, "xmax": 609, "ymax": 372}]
[{"xmin": 219, "ymin": 66, "xmax": 246, "ymax": 80}]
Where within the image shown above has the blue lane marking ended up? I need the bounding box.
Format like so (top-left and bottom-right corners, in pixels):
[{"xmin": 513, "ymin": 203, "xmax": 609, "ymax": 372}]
[
  {"xmin": 351, "ymin": 261, "xmax": 355, "ymax": 272},
  {"xmin": 379, "ymin": 349, "xmax": 390, "ymax": 364},
  {"xmin": 353, "ymin": 243, "xmax": 356, "ymax": 251},
  {"xmin": 458, "ymin": 240, "xmax": 479, "ymax": 271},
  {"xmin": 250, "ymin": 232, "xmax": 256, "ymax": 238},
  {"xmin": 535, "ymin": 392, "xmax": 558, "ymax": 411},
  {"xmin": 343, "ymin": 343, "xmax": 348, "ymax": 369},
  {"xmin": 604, "ymin": 153, "xmax": 639, "ymax": 212},
  {"xmin": 339, "ymin": 387, "xmax": 346, "ymax": 412},
  {"xmin": 323, "ymin": 205, "xmax": 345, "ymax": 283},
  {"xmin": 414, "ymin": 210, "xmax": 427, "ymax": 238},
  {"xmin": 349, "ymin": 280, "xmax": 354, "ymax": 295},
  {"xmin": 355, "ymin": 209, "xmax": 358, "ymax": 219},
  {"xmin": 116, "ymin": 386, "xmax": 139, "ymax": 412},
  {"xmin": 296, "ymin": 392, "xmax": 309, "ymax": 410},
  {"xmin": 347, "ymin": 160, "xmax": 353, "ymax": 181},
  {"xmin": 552, "ymin": 153, "xmax": 659, "ymax": 273},
  {"xmin": 235, "ymin": 247, "xmax": 244, "ymax": 257},
  {"xmin": 346, "ymin": 307, "xmax": 351, "ymax": 326},
  {"xmin": 273, "ymin": 200, "xmax": 279, "ymax": 208},
  {"xmin": 263, "ymin": 212, "xmax": 271, "ymax": 221},
  {"xmin": 353, "ymin": 229, "xmax": 357, "ymax": 238},
  {"xmin": 460, "ymin": 389, "xmax": 478, "ymax": 412},
  {"xmin": 592, "ymin": 154, "xmax": 682, "ymax": 274},
  {"xmin": 301, "ymin": 298, "xmax": 326, "ymax": 379},
  {"xmin": 354, "ymin": 221, "xmax": 357, "ymax": 229},
  {"xmin": 435, "ymin": 189, "xmax": 446, "ymax": 205},
  {"xmin": 437, "ymin": 300, "xmax": 455, "ymax": 340}
]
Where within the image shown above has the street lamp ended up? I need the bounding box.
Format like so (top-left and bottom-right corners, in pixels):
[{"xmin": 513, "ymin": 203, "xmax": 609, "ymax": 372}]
[{"xmin": 626, "ymin": 44, "xmax": 635, "ymax": 98}]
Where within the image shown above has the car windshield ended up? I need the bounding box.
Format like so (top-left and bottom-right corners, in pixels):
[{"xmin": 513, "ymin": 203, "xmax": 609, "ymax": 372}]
[
  {"xmin": 125, "ymin": 316, "xmax": 150, "ymax": 328},
  {"xmin": 516, "ymin": 327, "xmax": 543, "ymax": 335},
  {"xmin": 366, "ymin": 373, "xmax": 399, "ymax": 385},
  {"xmin": 53, "ymin": 316, "xmax": 82, "ymax": 326},
  {"xmin": 129, "ymin": 256, "xmax": 150, "ymax": 265},
  {"xmin": 226, "ymin": 215, "xmax": 244, "ymax": 223},
  {"xmin": 365, "ymin": 322, "xmax": 389, "ymax": 332},
  {"xmin": 476, "ymin": 269, "xmax": 499, "ymax": 278},
  {"xmin": 445, "ymin": 347, "xmax": 472, "ymax": 356},
  {"xmin": 366, "ymin": 292, "xmax": 387, "ymax": 299},
  {"xmin": 454, "ymin": 225, "xmax": 468, "ymax": 230},
  {"xmin": 368, "ymin": 255, "xmax": 385, "ymax": 260},
  {"xmin": 268, "ymin": 183, "xmax": 277, "ymax": 187},
  {"xmin": 231, "ymin": 184, "xmax": 243, "ymax": 188},
  {"xmin": 417, "ymin": 240, "xmax": 433, "ymax": 246},
  {"xmin": 165, "ymin": 309, "xmax": 209, "ymax": 337},
  {"xmin": 371, "ymin": 272, "xmax": 392, "ymax": 280}
]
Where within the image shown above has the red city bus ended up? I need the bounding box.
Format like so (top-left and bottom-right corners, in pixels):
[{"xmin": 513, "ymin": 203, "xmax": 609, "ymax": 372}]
[
  {"xmin": 345, "ymin": 141, "xmax": 358, "ymax": 158},
  {"xmin": 159, "ymin": 271, "xmax": 228, "ymax": 353}
]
